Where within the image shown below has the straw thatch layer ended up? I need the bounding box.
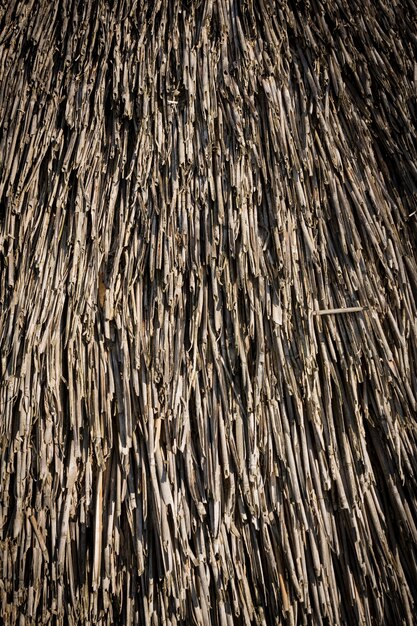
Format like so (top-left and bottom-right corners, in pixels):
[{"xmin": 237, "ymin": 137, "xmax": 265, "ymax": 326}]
[{"xmin": 1, "ymin": 1, "xmax": 417, "ymax": 624}]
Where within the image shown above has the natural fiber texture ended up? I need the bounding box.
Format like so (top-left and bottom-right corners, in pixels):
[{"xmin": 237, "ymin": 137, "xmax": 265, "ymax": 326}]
[{"xmin": 1, "ymin": 1, "xmax": 417, "ymax": 624}]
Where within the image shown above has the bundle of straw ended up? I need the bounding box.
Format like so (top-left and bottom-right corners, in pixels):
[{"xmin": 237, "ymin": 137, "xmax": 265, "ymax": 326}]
[{"xmin": 1, "ymin": 1, "xmax": 416, "ymax": 624}]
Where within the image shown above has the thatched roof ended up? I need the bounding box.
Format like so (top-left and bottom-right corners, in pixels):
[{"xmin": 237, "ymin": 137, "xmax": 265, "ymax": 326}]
[{"xmin": 1, "ymin": 0, "xmax": 417, "ymax": 624}]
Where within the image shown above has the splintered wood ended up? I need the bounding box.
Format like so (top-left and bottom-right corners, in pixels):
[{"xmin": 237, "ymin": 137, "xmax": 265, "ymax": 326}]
[{"xmin": 0, "ymin": 1, "xmax": 417, "ymax": 625}]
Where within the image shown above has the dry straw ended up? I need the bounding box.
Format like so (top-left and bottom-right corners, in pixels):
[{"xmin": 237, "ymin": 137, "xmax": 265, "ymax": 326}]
[{"xmin": 1, "ymin": 0, "xmax": 417, "ymax": 625}]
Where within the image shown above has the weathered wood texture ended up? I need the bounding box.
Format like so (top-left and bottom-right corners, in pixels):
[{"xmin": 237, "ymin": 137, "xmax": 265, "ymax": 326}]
[{"xmin": 1, "ymin": 1, "xmax": 417, "ymax": 624}]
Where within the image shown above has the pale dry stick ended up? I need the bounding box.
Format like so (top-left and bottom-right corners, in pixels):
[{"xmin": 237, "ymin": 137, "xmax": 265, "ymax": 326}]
[{"xmin": 313, "ymin": 306, "xmax": 366, "ymax": 316}]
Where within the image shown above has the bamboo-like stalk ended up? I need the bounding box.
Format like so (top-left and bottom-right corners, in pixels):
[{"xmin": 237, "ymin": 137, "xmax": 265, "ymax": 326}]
[{"xmin": 313, "ymin": 306, "xmax": 366, "ymax": 316}]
